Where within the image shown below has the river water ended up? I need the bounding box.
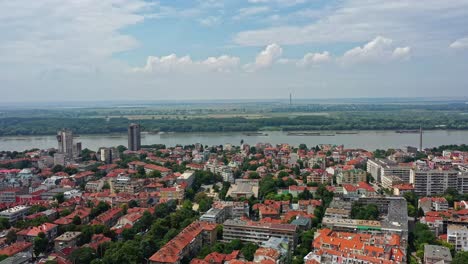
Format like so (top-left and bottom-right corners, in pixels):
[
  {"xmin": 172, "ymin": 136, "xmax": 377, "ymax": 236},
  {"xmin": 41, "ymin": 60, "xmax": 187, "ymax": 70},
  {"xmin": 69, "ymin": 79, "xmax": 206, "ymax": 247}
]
[{"xmin": 0, "ymin": 130, "xmax": 467, "ymax": 152}]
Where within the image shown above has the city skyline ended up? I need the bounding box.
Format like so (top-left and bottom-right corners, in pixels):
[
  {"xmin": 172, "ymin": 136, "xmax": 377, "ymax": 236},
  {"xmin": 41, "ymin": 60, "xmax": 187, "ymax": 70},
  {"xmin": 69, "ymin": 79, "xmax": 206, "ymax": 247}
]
[{"xmin": 2, "ymin": 0, "xmax": 468, "ymax": 102}]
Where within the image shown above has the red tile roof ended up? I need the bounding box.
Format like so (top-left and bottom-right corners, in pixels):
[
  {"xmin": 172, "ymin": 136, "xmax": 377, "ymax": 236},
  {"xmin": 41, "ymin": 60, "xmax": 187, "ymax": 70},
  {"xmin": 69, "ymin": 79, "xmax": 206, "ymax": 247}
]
[
  {"xmin": 149, "ymin": 221, "xmax": 217, "ymax": 263},
  {"xmin": 0, "ymin": 241, "xmax": 32, "ymax": 256}
]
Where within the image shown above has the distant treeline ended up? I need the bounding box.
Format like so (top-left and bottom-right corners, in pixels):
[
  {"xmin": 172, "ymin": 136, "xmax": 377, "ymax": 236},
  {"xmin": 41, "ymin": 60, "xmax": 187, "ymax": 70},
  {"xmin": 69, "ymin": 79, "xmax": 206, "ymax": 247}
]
[{"xmin": 1, "ymin": 111, "xmax": 467, "ymax": 136}]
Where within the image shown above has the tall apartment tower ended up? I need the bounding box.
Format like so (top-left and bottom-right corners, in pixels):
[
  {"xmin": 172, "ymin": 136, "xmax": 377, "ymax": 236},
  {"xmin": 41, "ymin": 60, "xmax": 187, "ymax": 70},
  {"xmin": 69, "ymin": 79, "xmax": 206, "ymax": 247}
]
[
  {"xmin": 57, "ymin": 129, "xmax": 74, "ymax": 159},
  {"xmin": 128, "ymin": 123, "xmax": 141, "ymax": 151}
]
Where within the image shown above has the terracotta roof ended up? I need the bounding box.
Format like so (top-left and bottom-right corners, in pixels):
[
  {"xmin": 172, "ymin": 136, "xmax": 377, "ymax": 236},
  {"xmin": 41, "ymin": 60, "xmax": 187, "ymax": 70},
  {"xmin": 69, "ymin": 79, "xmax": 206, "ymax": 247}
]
[
  {"xmin": 17, "ymin": 223, "xmax": 57, "ymax": 237},
  {"xmin": 0, "ymin": 241, "xmax": 32, "ymax": 256},
  {"xmin": 149, "ymin": 221, "xmax": 217, "ymax": 263}
]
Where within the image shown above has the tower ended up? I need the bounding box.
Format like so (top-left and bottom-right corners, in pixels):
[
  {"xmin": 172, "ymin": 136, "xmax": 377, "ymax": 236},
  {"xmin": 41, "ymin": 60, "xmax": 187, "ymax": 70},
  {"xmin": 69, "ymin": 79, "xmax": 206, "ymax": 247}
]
[
  {"xmin": 57, "ymin": 129, "xmax": 74, "ymax": 159},
  {"xmin": 419, "ymin": 125, "xmax": 423, "ymax": 152},
  {"xmin": 128, "ymin": 123, "xmax": 141, "ymax": 151},
  {"xmin": 289, "ymin": 93, "xmax": 292, "ymax": 106}
]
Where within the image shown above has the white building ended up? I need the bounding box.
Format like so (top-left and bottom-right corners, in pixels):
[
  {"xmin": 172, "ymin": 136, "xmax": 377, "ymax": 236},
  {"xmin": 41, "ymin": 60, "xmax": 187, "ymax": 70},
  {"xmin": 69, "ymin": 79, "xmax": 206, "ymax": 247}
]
[
  {"xmin": 447, "ymin": 225, "xmax": 468, "ymax": 252},
  {"xmin": 410, "ymin": 169, "xmax": 458, "ymax": 196}
]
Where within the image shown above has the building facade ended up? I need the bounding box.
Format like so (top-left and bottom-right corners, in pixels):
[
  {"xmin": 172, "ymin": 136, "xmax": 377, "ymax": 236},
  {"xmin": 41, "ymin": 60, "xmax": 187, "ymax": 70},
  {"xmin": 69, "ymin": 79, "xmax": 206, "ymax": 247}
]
[{"xmin": 128, "ymin": 123, "xmax": 141, "ymax": 151}]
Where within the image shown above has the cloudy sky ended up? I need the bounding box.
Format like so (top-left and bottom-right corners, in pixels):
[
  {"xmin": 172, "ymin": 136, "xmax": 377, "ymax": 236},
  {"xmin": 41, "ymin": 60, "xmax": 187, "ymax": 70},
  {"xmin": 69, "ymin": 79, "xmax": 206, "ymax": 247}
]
[{"xmin": 1, "ymin": 0, "xmax": 468, "ymax": 102}]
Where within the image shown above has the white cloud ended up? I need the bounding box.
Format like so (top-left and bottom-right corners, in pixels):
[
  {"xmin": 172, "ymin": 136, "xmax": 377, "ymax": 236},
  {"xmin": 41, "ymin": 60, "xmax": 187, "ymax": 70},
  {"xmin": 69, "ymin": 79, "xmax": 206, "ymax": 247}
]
[
  {"xmin": 450, "ymin": 37, "xmax": 468, "ymax": 49},
  {"xmin": 392, "ymin": 46, "xmax": 411, "ymax": 60},
  {"xmin": 234, "ymin": 0, "xmax": 468, "ymax": 52},
  {"xmin": 297, "ymin": 51, "xmax": 331, "ymax": 66},
  {"xmin": 244, "ymin": 43, "xmax": 283, "ymax": 72},
  {"xmin": 248, "ymin": 0, "xmax": 307, "ymax": 6},
  {"xmin": 234, "ymin": 6, "xmax": 270, "ymax": 19},
  {"xmin": 133, "ymin": 54, "xmax": 240, "ymax": 73},
  {"xmin": 341, "ymin": 36, "xmax": 410, "ymax": 64},
  {"xmin": 0, "ymin": 0, "xmax": 149, "ymax": 72},
  {"xmin": 198, "ymin": 16, "xmax": 221, "ymax": 27}
]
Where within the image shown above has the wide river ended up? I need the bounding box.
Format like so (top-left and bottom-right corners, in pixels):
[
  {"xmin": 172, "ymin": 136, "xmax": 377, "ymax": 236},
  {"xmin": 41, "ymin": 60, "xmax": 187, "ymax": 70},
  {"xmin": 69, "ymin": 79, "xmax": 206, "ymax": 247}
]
[{"xmin": 0, "ymin": 130, "xmax": 467, "ymax": 152}]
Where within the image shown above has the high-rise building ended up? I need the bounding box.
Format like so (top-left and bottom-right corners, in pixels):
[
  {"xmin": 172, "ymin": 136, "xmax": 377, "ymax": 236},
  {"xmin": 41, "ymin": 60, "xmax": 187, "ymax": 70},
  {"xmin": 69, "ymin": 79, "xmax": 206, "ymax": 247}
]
[
  {"xmin": 99, "ymin": 147, "xmax": 120, "ymax": 164},
  {"xmin": 410, "ymin": 168, "xmax": 458, "ymax": 196},
  {"xmin": 127, "ymin": 123, "xmax": 141, "ymax": 151},
  {"xmin": 57, "ymin": 129, "xmax": 74, "ymax": 159}
]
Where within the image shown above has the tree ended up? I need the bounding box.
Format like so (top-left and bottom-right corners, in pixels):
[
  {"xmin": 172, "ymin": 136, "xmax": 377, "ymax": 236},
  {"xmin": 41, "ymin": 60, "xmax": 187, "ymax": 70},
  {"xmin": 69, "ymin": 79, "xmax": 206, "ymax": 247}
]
[
  {"xmin": 248, "ymin": 172, "xmax": 260, "ymax": 179},
  {"xmin": 350, "ymin": 203, "xmax": 379, "ymax": 220},
  {"xmin": 102, "ymin": 181, "xmax": 110, "ymax": 190},
  {"xmin": 128, "ymin": 200, "xmax": 139, "ymax": 208},
  {"xmin": 453, "ymin": 251, "xmax": 468, "ymax": 264},
  {"xmin": 137, "ymin": 166, "xmax": 145, "ymax": 176},
  {"xmin": 241, "ymin": 243, "xmax": 258, "ymax": 261},
  {"xmin": 0, "ymin": 218, "xmax": 10, "ymax": 230},
  {"xmin": 6, "ymin": 230, "xmax": 16, "ymax": 244},
  {"xmin": 33, "ymin": 232, "xmax": 49, "ymax": 257},
  {"xmin": 52, "ymin": 164, "xmax": 64, "ymax": 173},
  {"xmin": 298, "ymin": 144, "xmax": 307, "ymax": 150},
  {"xmin": 72, "ymin": 215, "xmax": 82, "ymax": 225},
  {"xmin": 70, "ymin": 247, "xmax": 97, "ymax": 264},
  {"xmin": 0, "ymin": 255, "xmax": 8, "ymax": 262},
  {"xmin": 54, "ymin": 193, "xmax": 65, "ymax": 204}
]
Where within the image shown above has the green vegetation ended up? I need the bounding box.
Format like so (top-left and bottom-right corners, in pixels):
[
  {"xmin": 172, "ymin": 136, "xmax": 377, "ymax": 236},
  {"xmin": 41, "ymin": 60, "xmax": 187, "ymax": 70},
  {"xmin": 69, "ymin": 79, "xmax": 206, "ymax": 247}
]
[
  {"xmin": 1, "ymin": 103, "xmax": 468, "ymax": 135},
  {"xmin": 350, "ymin": 203, "xmax": 379, "ymax": 220}
]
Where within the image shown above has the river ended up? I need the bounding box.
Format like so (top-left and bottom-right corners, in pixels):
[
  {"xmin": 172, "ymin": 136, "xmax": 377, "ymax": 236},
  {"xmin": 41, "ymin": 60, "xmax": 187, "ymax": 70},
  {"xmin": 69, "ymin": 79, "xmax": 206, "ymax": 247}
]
[{"xmin": 0, "ymin": 130, "xmax": 467, "ymax": 152}]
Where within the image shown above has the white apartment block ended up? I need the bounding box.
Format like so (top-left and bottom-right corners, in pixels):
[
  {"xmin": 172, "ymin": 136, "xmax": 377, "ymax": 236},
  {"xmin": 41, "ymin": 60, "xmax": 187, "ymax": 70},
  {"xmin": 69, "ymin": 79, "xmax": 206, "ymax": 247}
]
[
  {"xmin": 410, "ymin": 169, "xmax": 458, "ymax": 196},
  {"xmin": 447, "ymin": 225, "xmax": 468, "ymax": 252}
]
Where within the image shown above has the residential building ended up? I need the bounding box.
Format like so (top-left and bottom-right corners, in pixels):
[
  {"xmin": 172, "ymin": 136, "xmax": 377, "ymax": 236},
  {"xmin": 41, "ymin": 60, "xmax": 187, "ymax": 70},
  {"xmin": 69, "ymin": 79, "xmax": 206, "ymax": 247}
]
[
  {"xmin": 99, "ymin": 147, "xmax": 120, "ymax": 164},
  {"xmin": 56, "ymin": 129, "xmax": 74, "ymax": 159},
  {"xmin": 17, "ymin": 223, "xmax": 58, "ymax": 242},
  {"xmin": 457, "ymin": 173, "xmax": 468, "ymax": 194},
  {"xmin": 149, "ymin": 221, "xmax": 217, "ymax": 264},
  {"xmin": 336, "ymin": 169, "xmax": 366, "ymax": 184},
  {"xmin": 0, "ymin": 242, "xmax": 32, "ymax": 257},
  {"xmin": 0, "ymin": 205, "xmax": 30, "ymax": 224},
  {"xmin": 393, "ymin": 184, "xmax": 414, "ymax": 196},
  {"xmin": 418, "ymin": 197, "xmax": 449, "ymax": 214},
  {"xmin": 223, "ymin": 219, "xmax": 298, "ymax": 247},
  {"xmin": 85, "ymin": 180, "xmax": 105, "ymax": 193},
  {"xmin": 176, "ymin": 171, "xmax": 195, "ymax": 187},
  {"xmin": 305, "ymin": 228, "xmax": 406, "ymax": 264},
  {"xmin": 54, "ymin": 232, "xmax": 81, "ymax": 251},
  {"xmin": 447, "ymin": 225, "xmax": 468, "ymax": 252},
  {"xmin": 128, "ymin": 123, "xmax": 141, "ymax": 151},
  {"xmin": 410, "ymin": 168, "xmax": 458, "ymax": 196},
  {"xmin": 423, "ymin": 245, "xmax": 452, "ymax": 264},
  {"xmin": 159, "ymin": 186, "xmax": 185, "ymax": 202},
  {"xmin": 382, "ymin": 175, "xmax": 403, "ymax": 189},
  {"xmin": 113, "ymin": 176, "xmax": 143, "ymax": 194},
  {"xmin": 212, "ymin": 201, "xmax": 249, "ymax": 219},
  {"xmin": 200, "ymin": 208, "xmax": 226, "ymax": 224}
]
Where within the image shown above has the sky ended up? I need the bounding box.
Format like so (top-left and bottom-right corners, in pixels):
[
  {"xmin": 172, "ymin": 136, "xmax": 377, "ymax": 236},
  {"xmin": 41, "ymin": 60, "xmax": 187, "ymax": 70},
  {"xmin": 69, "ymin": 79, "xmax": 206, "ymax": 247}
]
[{"xmin": 1, "ymin": 0, "xmax": 468, "ymax": 102}]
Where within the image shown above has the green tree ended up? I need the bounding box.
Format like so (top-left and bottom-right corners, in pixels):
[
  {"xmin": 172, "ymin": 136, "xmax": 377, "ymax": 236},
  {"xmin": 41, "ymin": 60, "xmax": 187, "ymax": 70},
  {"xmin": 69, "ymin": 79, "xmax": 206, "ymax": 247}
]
[
  {"xmin": 6, "ymin": 230, "xmax": 16, "ymax": 244},
  {"xmin": 72, "ymin": 215, "xmax": 82, "ymax": 225},
  {"xmin": 0, "ymin": 218, "xmax": 10, "ymax": 230},
  {"xmin": 453, "ymin": 251, "xmax": 468, "ymax": 264},
  {"xmin": 54, "ymin": 193, "xmax": 65, "ymax": 204},
  {"xmin": 241, "ymin": 243, "xmax": 258, "ymax": 261},
  {"xmin": 52, "ymin": 165, "xmax": 64, "ymax": 173},
  {"xmin": 70, "ymin": 247, "xmax": 97, "ymax": 264},
  {"xmin": 33, "ymin": 232, "xmax": 49, "ymax": 257}
]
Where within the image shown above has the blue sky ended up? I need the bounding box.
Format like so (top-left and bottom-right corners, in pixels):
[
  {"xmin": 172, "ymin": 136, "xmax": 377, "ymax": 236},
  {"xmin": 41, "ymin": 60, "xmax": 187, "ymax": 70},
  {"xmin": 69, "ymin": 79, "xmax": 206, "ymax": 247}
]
[{"xmin": 1, "ymin": 0, "xmax": 468, "ymax": 101}]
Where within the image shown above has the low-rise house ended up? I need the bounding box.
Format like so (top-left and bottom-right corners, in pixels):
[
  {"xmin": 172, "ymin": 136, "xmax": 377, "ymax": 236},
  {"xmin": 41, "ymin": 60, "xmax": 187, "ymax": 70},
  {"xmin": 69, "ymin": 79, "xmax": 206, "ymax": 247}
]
[
  {"xmin": 424, "ymin": 245, "xmax": 452, "ymax": 264},
  {"xmin": 149, "ymin": 221, "xmax": 217, "ymax": 264},
  {"xmin": 17, "ymin": 223, "xmax": 58, "ymax": 242},
  {"xmin": 0, "ymin": 241, "xmax": 32, "ymax": 257},
  {"xmin": 90, "ymin": 208, "xmax": 123, "ymax": 227},
  {"xmin": 54, "ymin": 232, "xmax": 81, "ymax": 252}
]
